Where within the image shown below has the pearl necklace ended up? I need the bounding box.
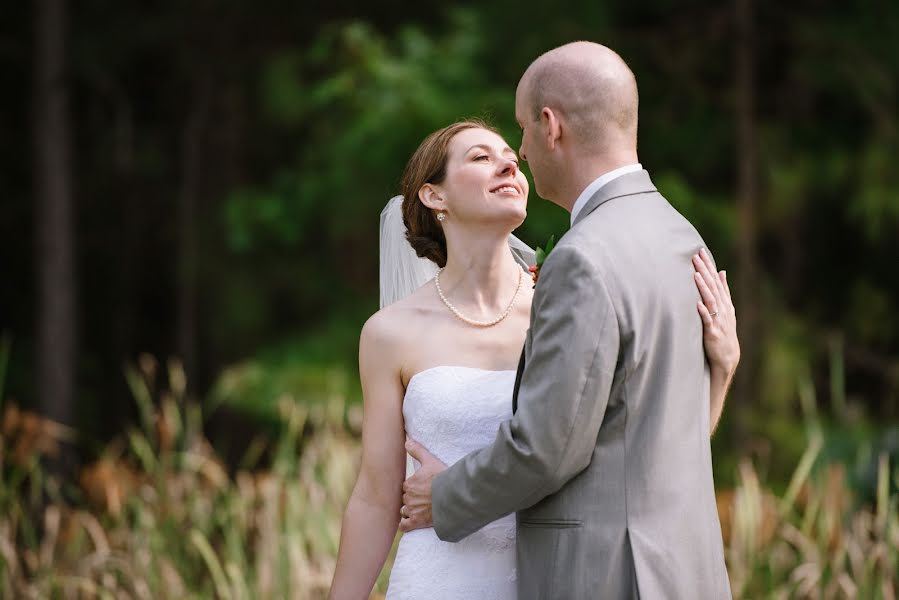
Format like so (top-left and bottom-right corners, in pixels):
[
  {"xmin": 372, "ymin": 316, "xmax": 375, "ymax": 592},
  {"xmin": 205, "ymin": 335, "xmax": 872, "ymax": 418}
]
[{"xmin": 434, "ymin": 267, "xmax": 524, "ymax": 327}]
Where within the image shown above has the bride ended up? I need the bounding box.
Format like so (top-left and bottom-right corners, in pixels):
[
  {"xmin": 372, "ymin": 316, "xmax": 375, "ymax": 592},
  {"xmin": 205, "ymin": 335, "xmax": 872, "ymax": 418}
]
[{"xmin": 328, "ymin": 120, "xmax": 738, "ymax": 599}]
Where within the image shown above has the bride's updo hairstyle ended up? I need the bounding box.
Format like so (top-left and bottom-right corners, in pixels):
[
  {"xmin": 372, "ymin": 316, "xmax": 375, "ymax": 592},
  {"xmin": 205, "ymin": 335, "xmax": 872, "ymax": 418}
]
[{"xmin": 400, "ymin": 119, "xmax": 500, "ymax": 268}]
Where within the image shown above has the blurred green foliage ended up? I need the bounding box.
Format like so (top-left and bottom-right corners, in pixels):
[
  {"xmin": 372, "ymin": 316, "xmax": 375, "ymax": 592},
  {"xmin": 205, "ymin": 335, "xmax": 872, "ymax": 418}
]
[
  {"xmin": 211, "ymin": 4, "xmax": 899, "ymax": 488},
  {"xmin": 1, "ymin": 1, "xmax": 897, "ymax": 492}
]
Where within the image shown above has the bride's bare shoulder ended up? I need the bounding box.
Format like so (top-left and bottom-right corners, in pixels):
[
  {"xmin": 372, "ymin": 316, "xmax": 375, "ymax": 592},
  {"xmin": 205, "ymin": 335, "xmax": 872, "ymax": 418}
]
[{"xmin": 361, "ymin": 281, "xmax": 439, "ymax": 348}]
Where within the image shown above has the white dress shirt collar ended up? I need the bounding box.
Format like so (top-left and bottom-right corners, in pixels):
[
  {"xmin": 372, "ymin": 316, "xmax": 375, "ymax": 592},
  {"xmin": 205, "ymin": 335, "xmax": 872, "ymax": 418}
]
[{"xmin": 569, "ymin": 163, "xmax": 643, "ymax": 226}]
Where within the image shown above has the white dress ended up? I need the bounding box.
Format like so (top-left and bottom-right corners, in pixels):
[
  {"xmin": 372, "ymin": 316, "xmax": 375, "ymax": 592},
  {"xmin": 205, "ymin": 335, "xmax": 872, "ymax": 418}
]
[{"xmin": 386, "ymin": 366, "xmax": 518, "ymax": 600}]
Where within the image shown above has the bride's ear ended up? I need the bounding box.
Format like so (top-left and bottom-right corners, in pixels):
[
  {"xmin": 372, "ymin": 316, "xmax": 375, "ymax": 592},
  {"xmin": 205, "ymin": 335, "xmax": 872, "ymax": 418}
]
[{"xmin": 418, "ymin": 184, "xmax": 447, "ymax": 212}]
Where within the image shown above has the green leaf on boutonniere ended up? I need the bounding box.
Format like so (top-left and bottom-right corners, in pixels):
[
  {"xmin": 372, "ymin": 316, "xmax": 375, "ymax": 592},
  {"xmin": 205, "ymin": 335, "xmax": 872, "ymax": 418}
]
[
  {"xmin": 530, "ymin": 234, "xmax": 557, "ymax": 288},
  {"xmin": 541, "ymin": 235, "xmax": 555, "ymax": 263}
]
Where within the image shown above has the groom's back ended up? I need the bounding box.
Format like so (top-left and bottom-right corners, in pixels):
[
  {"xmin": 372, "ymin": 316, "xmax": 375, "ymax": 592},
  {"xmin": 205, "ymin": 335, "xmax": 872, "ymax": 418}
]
[{"xmin": 518, "ymin": 171, "xmax": 731, "ymax": 599}]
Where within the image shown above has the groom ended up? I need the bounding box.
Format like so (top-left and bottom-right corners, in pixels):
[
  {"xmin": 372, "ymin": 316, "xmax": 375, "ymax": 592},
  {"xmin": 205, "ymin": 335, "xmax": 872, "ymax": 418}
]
[{"xmin": 401, "ymin": 42, "xmax": 732, "ymax": 598}]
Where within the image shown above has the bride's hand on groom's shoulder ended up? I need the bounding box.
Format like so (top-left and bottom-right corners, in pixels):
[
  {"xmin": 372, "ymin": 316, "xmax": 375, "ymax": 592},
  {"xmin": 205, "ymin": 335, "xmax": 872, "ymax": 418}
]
[
  {"xmin": 399, "ymin": 439, "xmax": 446, "ymax": 532},
  {"xmin": 693, "ymin": 248, "xmax": 740, "ymax": 377}
]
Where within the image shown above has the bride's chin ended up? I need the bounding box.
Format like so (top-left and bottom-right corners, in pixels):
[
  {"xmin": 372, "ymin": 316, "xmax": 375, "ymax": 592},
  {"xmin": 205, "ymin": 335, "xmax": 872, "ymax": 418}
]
[
  {"xmin": 463, "ymin": 207, "xmax": 527, "ymax": 230},
  {"xmin": 509, "ymin": 210, "xmax": 527, "ymax": 229},
  {"xmin": 496, "ymin": 204, "xmax": 527, "ymax": 222},
  {"xmin": 493, "ymin": 214, "xmax": 526, "ymax": 232}
]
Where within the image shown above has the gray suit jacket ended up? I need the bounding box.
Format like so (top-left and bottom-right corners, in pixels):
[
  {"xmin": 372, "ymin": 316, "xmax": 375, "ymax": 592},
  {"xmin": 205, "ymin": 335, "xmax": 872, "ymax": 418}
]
[{"xmin": 431, "ymin": 171, "xmax": 731, "ymax": 599}]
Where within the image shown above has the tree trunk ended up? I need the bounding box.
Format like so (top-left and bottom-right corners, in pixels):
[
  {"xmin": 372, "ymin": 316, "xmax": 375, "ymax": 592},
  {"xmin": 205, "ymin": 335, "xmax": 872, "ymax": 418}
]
[
  {"xmin": 34, "ymin": 0, "xmax": 76, "ymax": 430},
  {"xmin": 176, "ymin": 85, "xmax": 209, "ymax": 394},
  {"xmin": 733, "ymin": 0, "xmax": 760, "ymax": 440}
]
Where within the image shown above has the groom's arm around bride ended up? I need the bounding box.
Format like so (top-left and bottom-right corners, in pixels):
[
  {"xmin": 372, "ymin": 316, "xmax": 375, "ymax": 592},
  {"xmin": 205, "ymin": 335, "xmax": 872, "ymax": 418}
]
[{"xmin": 415, "ymin": 241, "xmax": 620, "ymax": 540}]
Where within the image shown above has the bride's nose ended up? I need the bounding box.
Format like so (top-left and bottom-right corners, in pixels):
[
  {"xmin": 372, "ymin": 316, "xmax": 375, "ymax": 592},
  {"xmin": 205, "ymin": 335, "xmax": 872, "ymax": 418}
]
[{"xmin": 498, "ymin": 157, "xmax": 518, "ymax": 176}]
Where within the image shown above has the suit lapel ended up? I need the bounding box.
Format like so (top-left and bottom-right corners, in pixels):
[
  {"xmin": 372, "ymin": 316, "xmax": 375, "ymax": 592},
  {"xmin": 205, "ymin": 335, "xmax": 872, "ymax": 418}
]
[
  {"xmin": 571, "ymin": 170, "xmax": 657, "ymax": 228},
  {"xmin": 512, "ymin": 171, "xmax": 654, "ymax": 414},
  {"xmin": 512, "ymin": 345, "xmax": 526, "ymax": 414}
]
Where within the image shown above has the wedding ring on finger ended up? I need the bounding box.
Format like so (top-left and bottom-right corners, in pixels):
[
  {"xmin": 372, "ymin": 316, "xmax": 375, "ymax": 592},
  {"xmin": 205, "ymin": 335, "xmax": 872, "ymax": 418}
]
[
  {"xmin": 710, "ymin": 311, "xmax": 719, "ymax": 318},
  {"xmin": 400, "ymin": 506, "xmax": 409, "ymax": 518}
]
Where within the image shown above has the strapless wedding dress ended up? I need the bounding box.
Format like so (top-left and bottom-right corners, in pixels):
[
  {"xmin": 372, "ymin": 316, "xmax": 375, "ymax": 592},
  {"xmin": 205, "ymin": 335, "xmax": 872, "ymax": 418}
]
[{"xmin": 385, "ymin": 366, "xmax": 518, "ymax": 600}]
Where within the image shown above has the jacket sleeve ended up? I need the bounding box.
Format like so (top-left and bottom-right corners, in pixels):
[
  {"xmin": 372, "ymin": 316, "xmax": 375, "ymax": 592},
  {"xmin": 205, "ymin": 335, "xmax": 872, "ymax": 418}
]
[{"xmin": 431, "ymin": 244, "xmax": 620, "ymax": 542}]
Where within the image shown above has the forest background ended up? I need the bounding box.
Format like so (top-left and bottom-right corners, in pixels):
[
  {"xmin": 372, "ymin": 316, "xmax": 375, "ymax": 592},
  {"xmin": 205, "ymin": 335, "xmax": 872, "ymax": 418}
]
[{"xmin": 2, "ymin": 0, "xmax": 898, "ymax": 597}]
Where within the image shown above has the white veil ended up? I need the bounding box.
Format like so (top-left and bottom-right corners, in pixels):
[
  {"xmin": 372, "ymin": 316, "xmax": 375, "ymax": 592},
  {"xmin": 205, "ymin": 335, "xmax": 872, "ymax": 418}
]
[{"xmin": 379, "ymin": 195, "xmax": 536, "ymax": 308}]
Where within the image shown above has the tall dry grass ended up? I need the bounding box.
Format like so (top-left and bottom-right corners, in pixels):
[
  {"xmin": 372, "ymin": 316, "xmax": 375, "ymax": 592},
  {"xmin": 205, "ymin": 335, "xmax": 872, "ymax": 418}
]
[
  {"xmin": 1, "ymin": 356, "xmax": 373, "ymax": 599},
  {"xmin": 719, "ymin": 430, "xmax": 898, "ymax": 599},
  {"xmin": 0, "ymin": 353, "xmax": 896, "ymax": 598}
]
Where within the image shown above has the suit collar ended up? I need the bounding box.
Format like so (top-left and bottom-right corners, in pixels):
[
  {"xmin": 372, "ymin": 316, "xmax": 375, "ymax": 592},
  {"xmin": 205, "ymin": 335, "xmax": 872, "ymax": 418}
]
[
  {"xmin": 570, "ymin": 164, "xmax": 643, "ymax": 225},
  {"xmin": 570, "ymin": 169, "xmax": 657, "ymax": 228}
]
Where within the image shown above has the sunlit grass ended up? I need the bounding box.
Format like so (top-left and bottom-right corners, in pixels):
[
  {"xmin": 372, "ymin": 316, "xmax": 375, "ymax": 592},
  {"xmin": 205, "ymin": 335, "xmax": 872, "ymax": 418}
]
[
  {"xmin": 1, "ymin": 356, "xmax": 382, "ymax": 600},
  {"xmin": 0, "ymin": 354, "xmax": 896, "ymax": 599}
]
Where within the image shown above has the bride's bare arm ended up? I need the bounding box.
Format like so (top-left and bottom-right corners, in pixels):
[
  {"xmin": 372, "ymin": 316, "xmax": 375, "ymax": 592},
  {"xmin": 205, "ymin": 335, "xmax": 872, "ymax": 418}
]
[
  {"xmin": 693, "ymin": 249, "xmax": 740, "ymax": 436},
  {"xmin": 329, "ymin": 313, "xmax": 407, "ymax": 599}
]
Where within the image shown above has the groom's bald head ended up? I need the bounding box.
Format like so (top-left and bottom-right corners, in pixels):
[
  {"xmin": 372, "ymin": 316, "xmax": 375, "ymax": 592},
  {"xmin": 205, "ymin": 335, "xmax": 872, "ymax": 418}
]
[{"xmin": 518, "ymin": 42, "xmax": 638, "ymax": 155}]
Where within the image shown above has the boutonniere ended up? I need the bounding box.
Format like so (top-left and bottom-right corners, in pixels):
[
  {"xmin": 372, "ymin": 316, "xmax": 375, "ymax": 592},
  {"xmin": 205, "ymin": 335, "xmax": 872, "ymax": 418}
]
[{"xmin": 529, "ymin": 235, "xmax": 556, "ymax": 288}]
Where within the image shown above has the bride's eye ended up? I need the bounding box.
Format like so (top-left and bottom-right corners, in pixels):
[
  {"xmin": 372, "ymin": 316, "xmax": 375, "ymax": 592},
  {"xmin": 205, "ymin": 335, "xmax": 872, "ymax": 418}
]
[{"xmin": 474, "ymin": 155, "xmax": 489, "ymax": 162}]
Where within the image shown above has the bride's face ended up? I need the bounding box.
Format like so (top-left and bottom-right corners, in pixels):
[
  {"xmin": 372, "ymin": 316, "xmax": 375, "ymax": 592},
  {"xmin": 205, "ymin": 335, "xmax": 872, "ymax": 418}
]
[{"xmin": 427, "ymin": 128, "xmax": 529, "ymax": 229}]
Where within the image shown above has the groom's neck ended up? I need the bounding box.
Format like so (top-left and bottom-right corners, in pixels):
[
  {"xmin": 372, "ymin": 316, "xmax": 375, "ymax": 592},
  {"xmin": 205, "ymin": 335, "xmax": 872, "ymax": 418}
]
[{"xmin": 555, "ymin": 152, "xmax": 640, "ymax": 212}]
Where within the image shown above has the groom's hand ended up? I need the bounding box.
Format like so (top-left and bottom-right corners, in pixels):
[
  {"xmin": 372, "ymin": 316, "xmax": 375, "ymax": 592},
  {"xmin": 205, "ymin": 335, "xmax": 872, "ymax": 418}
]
[{"xmin": 399, "ymin": 438, "xmax": 446, "ymax": 532}]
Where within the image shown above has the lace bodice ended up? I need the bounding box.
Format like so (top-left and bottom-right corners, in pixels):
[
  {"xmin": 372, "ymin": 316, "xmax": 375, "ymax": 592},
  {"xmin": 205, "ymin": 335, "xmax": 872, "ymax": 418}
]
[
  {"xmin": 403, "ymin": 366, "xmax": 516, "ymax": 474},
  {"xmin": 386, "ymin": 366, "xmax": 518, "ymax": 600}
]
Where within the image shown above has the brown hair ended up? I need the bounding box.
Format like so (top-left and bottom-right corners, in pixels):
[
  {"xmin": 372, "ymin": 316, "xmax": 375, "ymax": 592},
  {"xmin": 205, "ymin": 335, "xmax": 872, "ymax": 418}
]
[{"xmin": 400, "ymin": 119, "xmax": 499, "ymax": 267}]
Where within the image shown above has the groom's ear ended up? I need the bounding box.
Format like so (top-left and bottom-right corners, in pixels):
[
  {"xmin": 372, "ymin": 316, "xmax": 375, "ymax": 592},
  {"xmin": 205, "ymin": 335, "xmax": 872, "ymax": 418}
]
[
  {"xmin": 542, "ymin": 107, "xmax": 562, "ymax": 151},
  {"xmin": 418, "ymin": 184, "xmax": 446, "ymax": 211}
]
